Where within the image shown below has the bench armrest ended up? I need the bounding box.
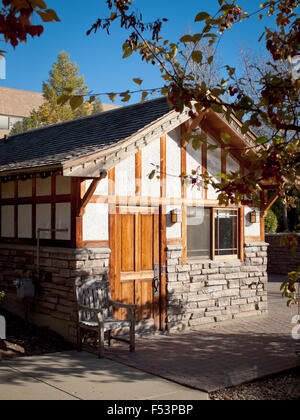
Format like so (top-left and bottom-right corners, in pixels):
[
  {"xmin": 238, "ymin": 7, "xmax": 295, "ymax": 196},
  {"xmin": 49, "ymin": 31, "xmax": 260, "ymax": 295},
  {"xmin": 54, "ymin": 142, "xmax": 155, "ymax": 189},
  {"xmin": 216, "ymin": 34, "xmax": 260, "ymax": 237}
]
[
  {"xmin": 77, "ymin": 305, "xmax": 104, "ymax": 323},
  {"xmin": 110, "ymin": 301, "xmax": 138, "ymax": 310},
  {"xmin": 77, "ymin": 305, "xmax": 103, "ymax": 314}
]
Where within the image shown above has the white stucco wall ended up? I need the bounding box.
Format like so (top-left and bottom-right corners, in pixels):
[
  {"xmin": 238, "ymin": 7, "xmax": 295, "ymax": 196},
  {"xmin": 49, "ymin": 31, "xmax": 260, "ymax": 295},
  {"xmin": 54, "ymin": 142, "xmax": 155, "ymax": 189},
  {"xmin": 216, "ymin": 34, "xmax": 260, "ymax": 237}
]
[
  {"xmin": 186, "ymin": 141, "xmax": 203, "ymax": 200},
  {"xmin": 86, "ymin": 177, "xmax": 109, "ymax": 196},
  {"xmin": 227, "ymin": 154, "xmax": 240, "ymax": 174},
  {"xmin": 142, "ymin": 137, "xmax": 161, "ymax": 198},
  {"xmin": 18, "ymin": 179, "xmax": 32, "ymax": 198},
  {"xmin": 36, "ymin": 178, "xmax": 51, "ymax": 197},
  {"xmin": 18, "ymin": 205, "xmax": 32, "ymax": 238},
  {"xmin": 166, "ymin": 205, "xmax": 182, "ymax": 239},
  {"xmin": 244, "ymin": 206, "xmax": 261, "ymax": 237},
  {"xmin": 207, "ymin": 136, "xmax": 222, "ymax": 200},
  {"xmin": 115, "ymin": 154, "xmax": 136, "ymax": 197},
  {"xmin": 166, "ymin": 128, "xmax": 182, "ymax": 199},
  {"xmin": 1, "ymin": 205, "xmax": 14, "ymax": 237},
  {"xmin": 83, "ymin": 203, "xmax": 109, "ymax": 241},
  {"xmin": 56, "ymin": 176, "xmax": 71, "ymax": 195},
  {"xmin": 55, "ymin": 203, "xmax": 71, "ymax": 240},
  {"xmin": 1, "ymin": 181, "xmax": 14, "ymax": 199},
  {"xmin": 36, "ymin": 203, "xmax": 51, "ymax": 239}
]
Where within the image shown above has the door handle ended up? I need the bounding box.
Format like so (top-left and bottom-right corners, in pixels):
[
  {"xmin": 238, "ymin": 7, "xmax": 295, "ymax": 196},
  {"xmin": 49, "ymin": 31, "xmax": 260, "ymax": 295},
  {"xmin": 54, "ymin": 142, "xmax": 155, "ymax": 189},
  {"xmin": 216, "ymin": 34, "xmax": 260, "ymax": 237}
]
[{"xmin": 153, "ymin": 263, "xmax": 160, "ymax": 297}]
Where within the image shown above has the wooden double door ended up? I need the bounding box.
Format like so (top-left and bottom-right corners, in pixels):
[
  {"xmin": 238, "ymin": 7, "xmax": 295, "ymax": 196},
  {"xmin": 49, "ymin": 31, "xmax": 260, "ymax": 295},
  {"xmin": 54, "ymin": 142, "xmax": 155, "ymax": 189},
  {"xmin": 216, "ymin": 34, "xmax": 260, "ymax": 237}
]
[{"xmin": 110, "ymin": 206, "xmax": 163, "ymax": 329}]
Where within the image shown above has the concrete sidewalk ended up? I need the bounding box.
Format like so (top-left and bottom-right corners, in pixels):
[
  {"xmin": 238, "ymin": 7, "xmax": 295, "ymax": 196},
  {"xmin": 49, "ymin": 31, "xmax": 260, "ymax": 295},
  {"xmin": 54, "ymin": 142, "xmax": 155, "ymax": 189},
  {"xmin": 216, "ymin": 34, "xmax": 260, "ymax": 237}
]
[{"xmin": 0, "ymin": 351, "xmax": 208, "ymax": 400}]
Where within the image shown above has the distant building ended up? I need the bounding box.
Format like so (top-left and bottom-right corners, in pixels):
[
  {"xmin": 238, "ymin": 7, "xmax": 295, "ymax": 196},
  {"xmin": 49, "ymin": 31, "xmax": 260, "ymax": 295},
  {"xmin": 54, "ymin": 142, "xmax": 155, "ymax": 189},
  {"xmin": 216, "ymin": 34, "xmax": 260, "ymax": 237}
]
[
  {"xmin": 0, "ymin": 87, "xmax": 44, "ymax": 137},
  {"xmin": 101, "ymin": 103, "xmax": 120, "ymax": 112},
  {"xmin": 0, "ymin": 86, "xmax": 120, "ymax": 138}
]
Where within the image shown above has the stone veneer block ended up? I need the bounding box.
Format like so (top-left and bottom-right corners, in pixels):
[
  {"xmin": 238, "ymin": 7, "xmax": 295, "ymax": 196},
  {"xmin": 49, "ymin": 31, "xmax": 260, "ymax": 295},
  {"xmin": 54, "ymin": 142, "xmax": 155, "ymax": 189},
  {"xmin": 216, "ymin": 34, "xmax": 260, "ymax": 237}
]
[{"xmin": 165, "ymin": 242, "xmax": 269, "ymax": 332}]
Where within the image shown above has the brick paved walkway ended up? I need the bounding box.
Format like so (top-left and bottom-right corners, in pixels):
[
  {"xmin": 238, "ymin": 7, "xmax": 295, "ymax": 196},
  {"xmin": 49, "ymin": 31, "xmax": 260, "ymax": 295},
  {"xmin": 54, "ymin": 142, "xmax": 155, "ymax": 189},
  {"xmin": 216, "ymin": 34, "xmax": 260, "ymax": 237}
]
[{"xmin": 107, "ymin": 275, "xmax": 300, "ymax": 392}]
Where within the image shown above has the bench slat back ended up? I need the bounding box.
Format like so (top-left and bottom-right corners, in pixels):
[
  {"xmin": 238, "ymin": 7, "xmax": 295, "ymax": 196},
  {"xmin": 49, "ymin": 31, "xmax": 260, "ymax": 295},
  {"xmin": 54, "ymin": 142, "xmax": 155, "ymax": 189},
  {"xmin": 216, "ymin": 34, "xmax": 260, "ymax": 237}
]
[{"xmin": 76, "ymin": 278, "xmax": 112, "ymax": 321}]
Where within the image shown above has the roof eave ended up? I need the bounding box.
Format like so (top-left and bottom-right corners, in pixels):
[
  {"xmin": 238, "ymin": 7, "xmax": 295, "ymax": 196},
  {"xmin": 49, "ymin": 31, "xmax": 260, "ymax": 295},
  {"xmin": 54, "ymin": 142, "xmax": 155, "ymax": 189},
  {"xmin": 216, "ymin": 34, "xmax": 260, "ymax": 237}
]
[{"xmin": 61, "ymin": 107, "xmax": 190, "ymax": 178}]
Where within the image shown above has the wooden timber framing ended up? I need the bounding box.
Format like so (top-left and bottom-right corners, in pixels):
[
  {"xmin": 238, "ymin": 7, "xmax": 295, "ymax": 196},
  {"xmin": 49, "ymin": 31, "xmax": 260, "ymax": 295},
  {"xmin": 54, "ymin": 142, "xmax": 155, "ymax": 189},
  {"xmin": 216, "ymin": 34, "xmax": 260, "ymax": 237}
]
[
  {"xmin": 181, "ymin": 122, "xmax": 188, "ymax": 265},
  {"xmin": 160, "ymin": 134, "xmax": 167, "ymax": 330},
  {"xmin": 260, "ymin": 190, "xmax": 268, "ymax": 242},
  {"xmin": 202, "ymin": 129, "xmax": 208, "ymax": 200},
  {"xmin": 261, "ymin": 191, "xmax": 280, "ymax": 218},
  {"xmin": 239, "ymin": 206, "xmax": 245, "ymax": 262},
  {"xmin": 0, "ymin": 172, "xmax": 72, "ymax": 247},
  {"xmin": 136, "ymin": 150, "xmax": 142, "ymax": 196},
  {"xmin": 109, "ymin": 168, "xmax": 116, "ymax": 301},
  {"xmin": 258, "ymin": 189, "xmax": 279, "ymax": 242},
  {"xmin": 71, "ymin": 177, "xmax": 82, "ymax": 248}
]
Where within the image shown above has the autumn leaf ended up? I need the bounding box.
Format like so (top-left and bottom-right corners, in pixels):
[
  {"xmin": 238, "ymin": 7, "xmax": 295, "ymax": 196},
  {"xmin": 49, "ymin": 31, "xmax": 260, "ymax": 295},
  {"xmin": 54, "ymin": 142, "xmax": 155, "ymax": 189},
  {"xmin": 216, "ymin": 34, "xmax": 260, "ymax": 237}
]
[
  {"xmin": 195, "ymin": 12, "xmax": 210, "ymax": 22},
  {"xmin": 37, "ymin": 9, "xmax": 60, "ymax": 22},
  {"xmin": 133, "ymin": 78, "xmax": 143, "ymax": 86},
  {"xmin": 70, "ymin": 95, "xmax": 84, "ymax": 110},
  {"xmin": 191, "ymin": 50, "xmax": 203, "ymax": 63},
  {"xmin": 108, "ymin": 93, "xmax": 117, "ymax": 102}
]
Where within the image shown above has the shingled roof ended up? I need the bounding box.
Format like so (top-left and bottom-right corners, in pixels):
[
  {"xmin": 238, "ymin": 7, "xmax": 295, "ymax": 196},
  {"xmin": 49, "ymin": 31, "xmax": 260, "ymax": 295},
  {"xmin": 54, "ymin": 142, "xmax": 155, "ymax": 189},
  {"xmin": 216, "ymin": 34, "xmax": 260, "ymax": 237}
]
[{"xmin": 0, "ymin": 97, "xmax": 174, "ymax": 176}]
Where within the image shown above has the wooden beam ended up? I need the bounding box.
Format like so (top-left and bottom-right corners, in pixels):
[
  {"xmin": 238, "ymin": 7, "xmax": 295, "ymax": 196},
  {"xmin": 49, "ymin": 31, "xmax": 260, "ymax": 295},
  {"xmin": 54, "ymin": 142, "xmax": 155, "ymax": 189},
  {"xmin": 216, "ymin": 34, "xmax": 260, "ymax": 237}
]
[
  {"xmin": 109, "ymin": 168, "xmax": 116, "ymax": 300},
  {"xmin": 221, "ymin": 145, "xmax": 227, "ymax": 175},
  {"xmin": 51, "ymin": 174, "xmax": 56, "ymax": 240},
  {"xmin": 136, "ymin": 150, "xmax": 142, "ymax": 196},
  {"xmin": 32, "ymin": 175, "xmax": 36, "ymax": 239},
  {"xmin": 181, "ymin": 123, "xmax": 188, "ymax": 265},
  {"xmin": 160, "ymin": 134, "xmax": 167, "ymax": 331},
  {"xmin": 262, "ymin": 192, "xmax": 280, "ymax": 218},
  {"xmin": 78, "ymin": 171, "xmax": 107, "ymax": 217},
  {"xmin": 160, "ymin": 135, "xmax": 166, "ymax": 198},
  {"xmin": 239, "ymin": 207, "xmax": 245, "ymax": 262},
  {"xmin": 260, "ymin": 190, "xmax": 268, "ymax": 242},
  {"xmin": 202, "ymin": 130, "xmax": 208, "ymax": 200},
  {"xmin": 71, "ymin": 178, "xmax": 82, "ymax": 248}
]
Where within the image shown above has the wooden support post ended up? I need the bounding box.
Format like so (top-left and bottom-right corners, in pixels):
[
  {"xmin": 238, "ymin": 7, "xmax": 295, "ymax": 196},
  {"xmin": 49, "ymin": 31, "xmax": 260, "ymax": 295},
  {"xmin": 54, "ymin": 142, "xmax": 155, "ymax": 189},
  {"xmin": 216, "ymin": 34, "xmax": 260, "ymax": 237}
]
[
  {"xmin": 261, "ymin": 192, "xmax": 280, "ymax": 218},
  {"xmin": 202, "ymin": 130, "xmax": 208, "ymax": 200},
  {"xmin": 181, "ymin": 123, "xmax": 188, "ymax": 265},
  {"xmin": 239, "ymin": 206, "xmax": 245, "ymax": 261},
  {"xmin": 136, "ymin": 150, "xmax": 142, "ymax": 196},
  {"xmin": 260, "ymin": 190, "xmax": 268, "ymax": 242},
  {"xmin": 108, "ymin": 168, "xmax": 116, "ymax": 300},
  {"xmin": 160, "ymin": 135, "xmax": 167, "ymax": 330},
  {"xmin": 71, "ymin": 178, "xmax": 82, "ymax": 248}
]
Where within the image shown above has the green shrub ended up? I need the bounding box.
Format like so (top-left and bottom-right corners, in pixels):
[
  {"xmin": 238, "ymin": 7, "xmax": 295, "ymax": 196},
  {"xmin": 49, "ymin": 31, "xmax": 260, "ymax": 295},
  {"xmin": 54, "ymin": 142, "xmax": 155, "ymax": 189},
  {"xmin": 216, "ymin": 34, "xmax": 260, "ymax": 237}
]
[{"xmin": 265, "ymin": 209, "xmax": 278, "ymax": 233}]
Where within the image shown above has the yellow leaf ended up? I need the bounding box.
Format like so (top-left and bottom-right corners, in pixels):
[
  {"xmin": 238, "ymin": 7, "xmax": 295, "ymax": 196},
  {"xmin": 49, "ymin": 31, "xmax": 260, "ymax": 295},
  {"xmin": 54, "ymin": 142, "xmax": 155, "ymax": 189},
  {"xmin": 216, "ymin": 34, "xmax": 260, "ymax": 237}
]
[{"xmin": 70, "ymin": 95, "xmax": 84, "ymax": 110}]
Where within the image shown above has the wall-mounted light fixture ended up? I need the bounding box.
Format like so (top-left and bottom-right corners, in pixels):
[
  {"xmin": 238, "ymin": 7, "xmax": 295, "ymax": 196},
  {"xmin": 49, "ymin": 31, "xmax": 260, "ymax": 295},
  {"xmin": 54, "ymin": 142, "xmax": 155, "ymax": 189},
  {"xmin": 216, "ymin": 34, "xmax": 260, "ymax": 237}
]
[
  {"xmin": 250, "ymin": 210, "xmax": 260, "ymax": 224},
  {"xmin": 170, "ymin": 208, "xmax": 183, "ymax": 224}
]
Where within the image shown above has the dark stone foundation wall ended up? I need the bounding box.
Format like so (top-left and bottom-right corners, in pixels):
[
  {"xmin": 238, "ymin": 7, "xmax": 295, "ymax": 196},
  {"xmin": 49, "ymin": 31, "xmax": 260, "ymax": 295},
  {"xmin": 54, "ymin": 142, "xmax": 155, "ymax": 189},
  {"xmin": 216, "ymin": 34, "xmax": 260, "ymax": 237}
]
[
  {"xmin": 0, "ymin": 244, "xmax": 110, "ymax": 343},
  {"xmin": 265, "ymin": 234, "xmax": 300, "ymax": 276},
  {"xmin": 165, "ymin": 242, "xmax": 269, "ymax": 332}
]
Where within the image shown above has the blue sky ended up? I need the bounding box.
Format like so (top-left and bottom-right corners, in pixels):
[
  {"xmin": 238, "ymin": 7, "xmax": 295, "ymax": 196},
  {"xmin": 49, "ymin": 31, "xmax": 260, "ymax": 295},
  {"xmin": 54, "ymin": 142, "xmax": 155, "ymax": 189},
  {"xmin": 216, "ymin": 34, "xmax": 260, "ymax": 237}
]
[{"xmin": 0, "ymin": 0, "xmax": 275, "ymax": 105}]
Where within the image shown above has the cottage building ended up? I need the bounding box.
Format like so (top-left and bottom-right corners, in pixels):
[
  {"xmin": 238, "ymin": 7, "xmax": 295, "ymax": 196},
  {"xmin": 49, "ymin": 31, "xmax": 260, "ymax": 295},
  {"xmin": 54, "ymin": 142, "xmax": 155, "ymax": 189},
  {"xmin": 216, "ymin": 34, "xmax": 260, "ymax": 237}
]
[{"xmin": 0, "ymin": 97, "xmax": 274, "ymax": 342}]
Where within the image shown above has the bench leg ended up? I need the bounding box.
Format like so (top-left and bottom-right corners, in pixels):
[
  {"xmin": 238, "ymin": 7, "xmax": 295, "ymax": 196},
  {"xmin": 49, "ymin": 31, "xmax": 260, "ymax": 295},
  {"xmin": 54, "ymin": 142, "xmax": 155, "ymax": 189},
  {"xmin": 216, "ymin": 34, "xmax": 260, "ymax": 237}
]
[
  {"xmin": 129, "ymin": 320, "xmax": 135, "ymax": 353},
  {"xmin": 98, "ymin": 325, "xmax": 105, "ymax": 358},
  {"xmin": 108, "ymin": 330, "xmax": 112, "ymax": 347},
  {"xmin": 77, "ymin": 327, "xmax": 82, "ymax": 352}
]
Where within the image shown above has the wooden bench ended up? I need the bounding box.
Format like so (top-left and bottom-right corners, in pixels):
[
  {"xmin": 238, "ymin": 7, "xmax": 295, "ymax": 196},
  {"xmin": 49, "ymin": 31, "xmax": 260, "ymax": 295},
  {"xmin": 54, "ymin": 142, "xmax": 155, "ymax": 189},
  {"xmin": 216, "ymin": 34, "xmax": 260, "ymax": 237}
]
[{"xmin": 76, "ymin": 277, "xmax": 137, "ymax": 358}]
